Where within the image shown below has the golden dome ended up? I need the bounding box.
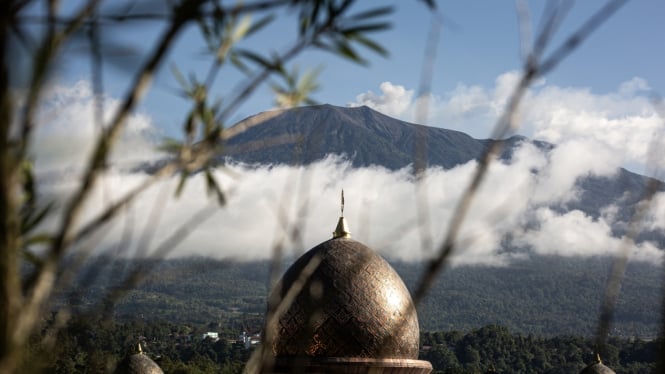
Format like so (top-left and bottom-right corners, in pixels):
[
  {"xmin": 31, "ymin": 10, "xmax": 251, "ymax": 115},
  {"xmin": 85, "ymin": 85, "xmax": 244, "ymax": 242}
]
[{"xmin": 268, "ymin": 236, "xmax": 420, "ymax": 359}]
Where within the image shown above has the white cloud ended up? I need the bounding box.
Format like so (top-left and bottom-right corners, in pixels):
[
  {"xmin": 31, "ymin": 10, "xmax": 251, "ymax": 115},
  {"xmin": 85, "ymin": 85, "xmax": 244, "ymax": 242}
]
[
  {"xmin": 530, "ymin": 138, "xmax": 620, "ymax": 205},
  {"xmin": 348, "ymin": 73, "xmax": 664, "ymax": 174},
  {"xmin": 618, "ymin": 77, "xmax": 650, "ymax": 97},
  {"xmin": 643, "ymin": 192, "xmax": 665, "ymax": 232},
  {"xmin": 515, "ymin": 207, "xmax": 662, "ymax": 263},
  {"xmin": 349, "ymin": 82, "xmax": 414, "ymax": 118},
  {"xmin": 31, "ymin": 80, "xmax": 161, "ymax": 175},
  {"xmin": 38, "ymin": 154, "xmax": 663, "ymax": 266}
]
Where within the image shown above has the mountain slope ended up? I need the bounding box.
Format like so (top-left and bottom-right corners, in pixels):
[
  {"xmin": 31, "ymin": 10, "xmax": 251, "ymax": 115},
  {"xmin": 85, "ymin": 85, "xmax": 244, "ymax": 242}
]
[
  {"xmin": 65, "ymin": 256, "xmax": 662, "ymax": 337},
  {"xmin": 223, "ymin": 104, "xmax": 490, "ymax": 169}
]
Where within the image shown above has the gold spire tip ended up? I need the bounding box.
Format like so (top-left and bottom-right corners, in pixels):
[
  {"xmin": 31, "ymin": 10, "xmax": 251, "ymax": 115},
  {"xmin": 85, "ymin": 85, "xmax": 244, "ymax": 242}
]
[{"xmin": 333, "ymin": 190, "xmax": 351, "ymax": 239}]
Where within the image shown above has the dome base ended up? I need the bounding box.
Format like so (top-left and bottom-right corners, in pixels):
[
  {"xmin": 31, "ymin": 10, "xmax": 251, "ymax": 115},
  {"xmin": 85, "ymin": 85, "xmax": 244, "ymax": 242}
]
[{"xmin": 267, "ymin": 357, "xmax": 432, "ymax": 374}]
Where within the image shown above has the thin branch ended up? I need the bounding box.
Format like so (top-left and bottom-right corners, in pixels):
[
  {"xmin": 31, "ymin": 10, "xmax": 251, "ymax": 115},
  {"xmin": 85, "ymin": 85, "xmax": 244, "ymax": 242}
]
[
  {"xmin": 515, "ymin": 0, "xmax": 532, "ymax": 63},
  {"xmin": 18, "ymin": 0, "xmax": 199, "ymax": 348},
  {"xmin": 49, "ymin": 2, "xmax": 194, "ymax": 259},
  {"xmin": 18, "ymin": 0, "xmax": 102, "ymax": 160},
  {"xmin": 412, "ymin": 74, "xmax": 532, "ymax": 305},
  {"xmin": 91, "ymin": 203, "xmax": 220, "ymax": 320},
  {"xmin": 414, "ymin": 11, "xmax": 443, "ymax": 257},
  {"xmin": 411, "ymin": 0, "xmax": 627, "ymax": 305},
  {"xmin": 593, "ymin": 175, "xmax": 662, "ymax": 353},
  {"xmin": 16, "ymin": 1, "xmax": 291, "ymax": 26},
  {"xmin": 216, "ymin": 37, "xmax": 309, "ymax": 124},
  {"xmin": 71, "ymin": 164, "xmax": 175, "ymax": 243},
  {"xmin": 537, "ymin": 0, "xmax": 627, "ymax": 78}
]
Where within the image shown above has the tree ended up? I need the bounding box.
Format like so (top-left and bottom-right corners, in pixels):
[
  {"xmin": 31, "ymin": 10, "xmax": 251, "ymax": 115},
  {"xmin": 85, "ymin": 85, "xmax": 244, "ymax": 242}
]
[{"xmin": 425, "ymin": 344, "xmax": 460, "ymax": 371}]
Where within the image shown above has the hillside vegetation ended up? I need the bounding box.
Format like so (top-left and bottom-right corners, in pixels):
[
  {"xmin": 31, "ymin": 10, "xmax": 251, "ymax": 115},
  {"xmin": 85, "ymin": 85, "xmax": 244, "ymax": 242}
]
[{"xmin": 56, "ymin": 255, "xmax": 663, "ymax": 338}]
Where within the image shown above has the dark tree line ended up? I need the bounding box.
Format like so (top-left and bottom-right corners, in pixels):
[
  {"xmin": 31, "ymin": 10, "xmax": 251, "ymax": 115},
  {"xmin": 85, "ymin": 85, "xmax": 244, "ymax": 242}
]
[
  {"xmin": 420, "ymin": 325, "xmax": 658, "ymax": 374},
  {"xmin": 56, "ymin": 256, "xmax": 663, "ymax": 338},
  {"xmin": 25, "ymin": 317, "xmax": 659, "ymax": 373}
]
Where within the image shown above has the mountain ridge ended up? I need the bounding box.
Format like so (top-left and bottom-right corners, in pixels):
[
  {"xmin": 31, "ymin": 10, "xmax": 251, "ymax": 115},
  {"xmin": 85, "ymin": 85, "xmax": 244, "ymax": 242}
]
[
  {"xmin": 223, "ymin": 104, "xmax": 497, "ymax": 169},
  {"xmin": 221, "ymin": 104, "xmax": 664, "ymax": 244}
]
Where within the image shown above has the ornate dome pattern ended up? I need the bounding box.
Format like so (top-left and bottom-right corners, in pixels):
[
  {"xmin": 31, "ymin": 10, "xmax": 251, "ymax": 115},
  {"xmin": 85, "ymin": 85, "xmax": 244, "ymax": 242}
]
[{"xmin": 269, "ymin": 237, "xmax": 420, "ymax": 359}]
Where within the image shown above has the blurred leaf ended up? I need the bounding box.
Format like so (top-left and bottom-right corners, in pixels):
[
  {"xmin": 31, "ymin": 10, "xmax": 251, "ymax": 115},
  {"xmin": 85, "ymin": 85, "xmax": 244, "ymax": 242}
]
[
  {"xmin": 312, "ymin": 40, "xmax": 334, "ymax": 54},
  {"xmin": 231, "ymin": 16, "xmax": 253, "ymax": 42},
  {"xmin": 174, "ymin": 171, "xmax": 190, "ymax": 198},
  {"xmin": 341, "ymin": 22, "xmax": 391, "ymax": 35},
  {"xmin": 158, "ymin": 137, "xmax": 183, "ymax": 154},
  {"xmin": 334, "ymin": 40, "xmax": 364, "ymax": 64},
  {"xmin": 420, "ymin": 0, "xmax": 437, "ymax": 9},
  {"xmin": 22, "ymin": 202, "xmax": 55, "ymax": 235},
  {"xmin": 271, "ymin": 65, "xmax": 322, "ymax": 108},
  {"xmin": 297, "ymin": 66, "xmax": 322, "ymax": 93},
  {"xmin": 21, "ymin": 160, "xmax": 35, "ymax": 206},
  {"xmin": 170, "ymin": 64, "xmax": 189, "ymax": 91},
  {"xmin": 204, "ymin": 169, "xmax": 226, "ymax": 206},
  {"xmin": 22, "ymin": 249, "xmax": 44, "ymax": 267},
  {"xmin": 229, "ymin": 52, "xmax": 251, "ymax": 74},
  {"xmin": 25, "ymin": 233, "xmax": 53, "ymax": 247},
  {"xmin": 348, "ymin": 6, "xmax": 394, "ymax": 21},
  {"xmin": 335, "ymin": 0, "xmax": 354, "ymax": 18},
  {"xmin": 246, "ymin": 14, "xmax": 275, "ymax": 38},
  {"xmin": 235, "ymin": 49, "xmax": 280, "ymax": 71},
  {"xmin": 298, "ymin": 11, "xmax": 310, "ymax": 37},
  {"xmin": 348, "ymin": 33, "xmax": 388, "ymax": 57},
  {"xmin": 184, "ymin": 110, "xmax": 196, "ymax": 140}
]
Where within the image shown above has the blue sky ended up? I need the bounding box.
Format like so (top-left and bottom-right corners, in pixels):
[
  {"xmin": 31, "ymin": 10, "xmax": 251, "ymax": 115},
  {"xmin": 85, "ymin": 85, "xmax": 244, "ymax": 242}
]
[{"xmin": 53, "ymin": 1, "xmax": 665, "ymax": 138}]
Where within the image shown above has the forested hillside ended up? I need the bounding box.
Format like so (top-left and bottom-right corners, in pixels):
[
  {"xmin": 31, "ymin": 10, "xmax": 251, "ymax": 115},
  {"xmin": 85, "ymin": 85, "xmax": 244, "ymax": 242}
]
[{"xmin": 55, "ymin": 255, "xmax": 662, "ymax": 338}]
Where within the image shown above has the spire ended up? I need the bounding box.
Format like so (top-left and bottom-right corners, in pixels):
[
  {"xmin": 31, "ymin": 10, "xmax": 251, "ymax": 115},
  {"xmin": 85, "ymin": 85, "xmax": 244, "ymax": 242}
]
[
  {"xmin": 333, "ymin": 190, "xmax": 351, "ymax": 239},
  {"xmin": 595, "ymin": 353, "xmax": 602, "ymax": 364},
  {"xmin": 137, "ymin": 342, "xmax": 143, "ymax": 354}
]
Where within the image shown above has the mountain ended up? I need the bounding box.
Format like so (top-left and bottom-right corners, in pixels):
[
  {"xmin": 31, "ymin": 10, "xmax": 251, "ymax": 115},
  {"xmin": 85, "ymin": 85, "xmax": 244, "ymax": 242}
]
[
  {"xmin": 222, "ymin": 104, "xmax": 664, "ymax": 243},
  {"xmin": 223, "ymin": 104, "xmax": 493, "ymax": 169}
]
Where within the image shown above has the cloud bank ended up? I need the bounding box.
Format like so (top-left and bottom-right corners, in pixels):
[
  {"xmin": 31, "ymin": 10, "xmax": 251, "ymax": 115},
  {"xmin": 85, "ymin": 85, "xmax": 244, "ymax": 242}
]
[
  {"xmin": 39, "ymin": 153, "xmax": 664, "ymax": 266},
  {"xmin": 30, "ymin": 78, "xmax": 665, "ymax": 266}
]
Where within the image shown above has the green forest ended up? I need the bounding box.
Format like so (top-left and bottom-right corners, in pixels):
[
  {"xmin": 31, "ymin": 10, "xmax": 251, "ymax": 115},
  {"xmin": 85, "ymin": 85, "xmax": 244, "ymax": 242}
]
[
  {"xmin": 55, "ymin": 256, "xmax": 663, "ymax": 337},
  {"xmin": 26, "ymin": 317, "xmax": 659, "ymax": 373},
  {"xmin": 33, "ymin": 255, "xmax": 663, "ymax": 372}
]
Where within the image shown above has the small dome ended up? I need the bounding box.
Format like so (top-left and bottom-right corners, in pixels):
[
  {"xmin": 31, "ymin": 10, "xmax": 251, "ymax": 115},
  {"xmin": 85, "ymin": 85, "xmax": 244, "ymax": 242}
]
[
  {"xmin": 579, "ymin": 355, "xmax": 615, "ymax": 374},
  {"xmin": 115, "ymin": 344, "xmax": 163, "ymax": 374},
  {"xmin": 268, "ymin": 237, "xmax": 420, "ymax": 359}
]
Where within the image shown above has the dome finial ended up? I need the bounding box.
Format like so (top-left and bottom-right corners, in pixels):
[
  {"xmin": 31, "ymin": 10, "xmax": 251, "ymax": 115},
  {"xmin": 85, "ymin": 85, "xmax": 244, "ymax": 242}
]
[
  {"xmin": 596, "ymin": 353, "xmax": 602, "ymax": 364},
  {"xmin": 137, "ymin": 342, "xmax": 143, "ymax": 354},
  {"xmin": 333, "ymin": 190, "xmax": 351, "ymax": 239}
]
